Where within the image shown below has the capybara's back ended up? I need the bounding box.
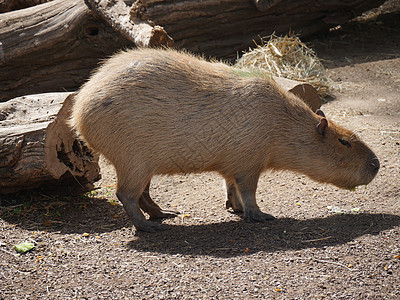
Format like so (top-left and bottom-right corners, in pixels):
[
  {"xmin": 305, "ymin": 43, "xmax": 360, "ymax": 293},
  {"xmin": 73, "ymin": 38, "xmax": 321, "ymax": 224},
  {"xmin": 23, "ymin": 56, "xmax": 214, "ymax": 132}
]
[{"xmin": 70, "ymin": 48, "xmax": 379, "ymax": 232}]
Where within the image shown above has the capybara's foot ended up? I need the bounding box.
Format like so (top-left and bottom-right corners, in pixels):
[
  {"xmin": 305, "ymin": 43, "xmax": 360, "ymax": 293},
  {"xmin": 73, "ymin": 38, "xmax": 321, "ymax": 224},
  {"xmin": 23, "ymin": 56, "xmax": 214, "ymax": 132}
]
[
  {"xmin": 134, "ymin": 219, "xmax": 167, "ymax": 232},
  {"xmin": 140, "ymin": 195, "xmax": 180, "ymax": 219},
  {"xmin": 117, "ymin": 189, "xmax": 167, "ymax": 232},
  {"xmin": 149, "ymin": 209, "xmax": 180, "ymax": 220},
  {"xmin": 244, "ymin": 209, "xmax": 275, "ymax": 223}
]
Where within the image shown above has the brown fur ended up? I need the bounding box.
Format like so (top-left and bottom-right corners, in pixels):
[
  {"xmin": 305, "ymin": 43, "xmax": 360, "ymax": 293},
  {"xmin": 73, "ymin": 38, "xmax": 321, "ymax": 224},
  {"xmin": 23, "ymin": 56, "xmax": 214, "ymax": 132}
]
[{"xmin": 70, "ymin": 48, "xmax": 379, "ymax": 231}]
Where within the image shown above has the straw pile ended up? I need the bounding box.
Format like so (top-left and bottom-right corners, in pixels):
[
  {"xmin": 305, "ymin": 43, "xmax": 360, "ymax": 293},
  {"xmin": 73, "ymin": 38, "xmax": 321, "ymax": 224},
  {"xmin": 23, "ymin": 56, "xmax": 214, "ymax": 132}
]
[{"xmin": 235, "ymin": 34, "xmax": 332, "ymax": 98}]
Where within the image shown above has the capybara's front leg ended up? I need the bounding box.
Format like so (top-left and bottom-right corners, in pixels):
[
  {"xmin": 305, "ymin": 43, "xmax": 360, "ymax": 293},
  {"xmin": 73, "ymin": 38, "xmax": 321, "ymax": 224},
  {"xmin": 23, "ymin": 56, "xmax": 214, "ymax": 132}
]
[
  {"xmin": 116, "ymin": 187, "xmax": 166, "ymax": 232},
  {"xmin": 139, "ymin": 183, "xmax": 180, "ymax": 219},
  {"xmin": 235, "ymin": 174, "xmax": 275, "ymax": 222}
]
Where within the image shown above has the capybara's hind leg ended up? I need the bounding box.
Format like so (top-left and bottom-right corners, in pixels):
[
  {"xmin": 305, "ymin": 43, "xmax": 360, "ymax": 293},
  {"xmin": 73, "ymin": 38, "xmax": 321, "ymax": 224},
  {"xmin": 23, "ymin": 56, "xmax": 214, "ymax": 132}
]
[
  {"xmin": 139, "ymin": 183, "xmax": 180, "ymax": 219},
  {"xmin": 235, "ymin": 174, "xmax": 275, "ymax": 222},
  {"xmin": 225, "ymin": 180, "xmax": 243, "ymax": 213},
  {"xmin": 116, "ymin": 186, "xmax": 166, "ymax": 232}
]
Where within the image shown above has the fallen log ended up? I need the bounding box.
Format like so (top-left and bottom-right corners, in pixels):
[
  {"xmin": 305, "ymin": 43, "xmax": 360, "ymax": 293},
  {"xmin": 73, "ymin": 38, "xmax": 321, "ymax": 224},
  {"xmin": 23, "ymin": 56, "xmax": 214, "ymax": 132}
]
[
  {"xmin": 130, "ymin": 0, "xmax": 386, "ymax": 58},
  {"xmin": 0, "ymin": 0, "xmax": 132, "ymax": 102},
  {"xmin": 0, "ymin": 93, "xmax": 100, "ymax": 194}
]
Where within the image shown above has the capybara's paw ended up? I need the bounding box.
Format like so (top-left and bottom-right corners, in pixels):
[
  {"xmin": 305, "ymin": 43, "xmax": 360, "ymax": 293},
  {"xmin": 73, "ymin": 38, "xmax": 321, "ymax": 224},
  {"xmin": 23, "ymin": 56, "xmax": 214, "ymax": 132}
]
[
  {"xmin": 134, "ymin": 220, "xmax": 167, "ymax": 232},
  {"xmin": 149, "ymin": 209, "xmax": 180, "ymax": 220},
  {"xmin": 226, "ymin": 199, "xmax": 244, "ymax": 213},
  {"xmin": 244, "ymin": 209, "xmax": 275, "ymax": 223}
]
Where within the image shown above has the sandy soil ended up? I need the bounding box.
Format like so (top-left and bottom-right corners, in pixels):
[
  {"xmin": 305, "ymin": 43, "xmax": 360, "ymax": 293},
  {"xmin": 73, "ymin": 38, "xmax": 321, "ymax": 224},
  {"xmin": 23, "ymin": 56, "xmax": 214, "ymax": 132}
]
[{"xmin": 1, "ymin": 3, "xmax": 399, "ymax": 299}]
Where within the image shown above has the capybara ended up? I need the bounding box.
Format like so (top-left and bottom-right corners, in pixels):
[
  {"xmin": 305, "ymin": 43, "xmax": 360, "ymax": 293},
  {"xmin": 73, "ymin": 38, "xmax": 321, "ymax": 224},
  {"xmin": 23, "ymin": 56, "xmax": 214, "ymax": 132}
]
[{"xmin": 70, "ymin": 48, "xmax": 379, "ymax": 232}]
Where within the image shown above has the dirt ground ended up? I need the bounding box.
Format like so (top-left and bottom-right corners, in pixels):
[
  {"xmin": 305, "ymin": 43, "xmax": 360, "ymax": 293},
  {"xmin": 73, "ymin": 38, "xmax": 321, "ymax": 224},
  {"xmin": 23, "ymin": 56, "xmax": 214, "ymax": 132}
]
[{"xmin": 1, "ymin": 3, "xmax": 400, "ymax": 299}]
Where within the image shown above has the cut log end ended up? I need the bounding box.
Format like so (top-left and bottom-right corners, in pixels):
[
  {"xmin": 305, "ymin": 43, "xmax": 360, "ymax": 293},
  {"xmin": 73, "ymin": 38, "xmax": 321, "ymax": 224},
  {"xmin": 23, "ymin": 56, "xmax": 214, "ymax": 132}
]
[{"xmin": 45, "ymin": 93, "xmax": 99, "ymax": 179}]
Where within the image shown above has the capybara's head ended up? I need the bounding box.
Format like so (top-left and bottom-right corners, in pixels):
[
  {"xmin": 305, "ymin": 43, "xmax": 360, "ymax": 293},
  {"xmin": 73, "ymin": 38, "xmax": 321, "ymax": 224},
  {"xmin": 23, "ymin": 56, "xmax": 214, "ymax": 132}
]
[{"xmin": 304, "ymin": 110, "xmax": 379, "ymax": 190}]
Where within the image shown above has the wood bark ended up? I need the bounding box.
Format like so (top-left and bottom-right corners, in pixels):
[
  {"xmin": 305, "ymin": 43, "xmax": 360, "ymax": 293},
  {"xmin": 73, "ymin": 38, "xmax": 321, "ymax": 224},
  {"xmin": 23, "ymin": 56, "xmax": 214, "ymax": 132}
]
[
  {"xmin": 0, "ymin": 0, "xmax": 132, "ymax": 102},
  {"xmin": 0, "ymin": 93, "xmax": 100, "ymax": 194},
  {"xmin": 130, "ymin": 0, "xmax": 386, "ymax": 58}
]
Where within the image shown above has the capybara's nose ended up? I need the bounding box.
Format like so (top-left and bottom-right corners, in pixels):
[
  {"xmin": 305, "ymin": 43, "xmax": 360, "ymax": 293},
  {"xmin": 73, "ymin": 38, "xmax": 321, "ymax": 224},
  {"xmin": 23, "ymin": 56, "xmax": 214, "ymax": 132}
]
[{"xmin": 370, "ymin": 157, "xmax": 380, "ymax": 175}]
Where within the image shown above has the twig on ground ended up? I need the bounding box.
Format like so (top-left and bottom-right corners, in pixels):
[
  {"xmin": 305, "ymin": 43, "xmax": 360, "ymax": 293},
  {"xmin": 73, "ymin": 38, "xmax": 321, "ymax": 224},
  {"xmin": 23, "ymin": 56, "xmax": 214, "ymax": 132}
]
[
  {"xmin": 301, "ymin": 236, "xmax": 333, "ymax": 243},
  {"xmin": 311, "ymin": 258, "xmax": 356, "ymax": 271}
]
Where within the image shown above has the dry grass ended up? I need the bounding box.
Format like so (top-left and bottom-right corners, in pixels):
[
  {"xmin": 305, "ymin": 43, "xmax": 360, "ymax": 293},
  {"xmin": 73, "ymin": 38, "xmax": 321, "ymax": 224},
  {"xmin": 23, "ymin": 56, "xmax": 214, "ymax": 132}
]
[{"xmin": 235, "ymin": 34, "xmax": 332, "ymax": 98}]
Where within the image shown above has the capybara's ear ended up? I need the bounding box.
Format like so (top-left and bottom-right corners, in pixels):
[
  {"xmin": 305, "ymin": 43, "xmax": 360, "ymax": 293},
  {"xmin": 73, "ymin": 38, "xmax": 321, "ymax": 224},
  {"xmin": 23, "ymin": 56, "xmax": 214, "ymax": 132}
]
[
  {"xmin": 316, "ymin": 118, "xmax": 328, "ymax": 135},
  {"xmin": 316, "ymin": 109, "xmax": 326, "ymax": 117}
]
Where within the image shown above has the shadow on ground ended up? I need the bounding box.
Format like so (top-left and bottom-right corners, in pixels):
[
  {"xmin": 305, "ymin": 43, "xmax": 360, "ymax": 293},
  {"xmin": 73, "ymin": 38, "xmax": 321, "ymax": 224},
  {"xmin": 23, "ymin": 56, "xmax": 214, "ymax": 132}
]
[
  {"xmin": 0, "ymin": 194, "xmax": 131, "ymax": 234},
  {"xmin": 2, "ymin": 194, "xmax": 399, "ymax": 258},
  {"xmin": 128, "ymin": 213, "xmax": 400, "ymax": 257}
]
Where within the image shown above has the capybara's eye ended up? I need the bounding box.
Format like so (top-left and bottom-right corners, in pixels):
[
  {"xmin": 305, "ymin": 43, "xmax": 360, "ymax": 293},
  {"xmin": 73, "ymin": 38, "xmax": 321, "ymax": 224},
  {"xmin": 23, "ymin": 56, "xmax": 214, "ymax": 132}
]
[{"xmin": 338, "ymin": 138, "xmax": 351, "ymax": 148}]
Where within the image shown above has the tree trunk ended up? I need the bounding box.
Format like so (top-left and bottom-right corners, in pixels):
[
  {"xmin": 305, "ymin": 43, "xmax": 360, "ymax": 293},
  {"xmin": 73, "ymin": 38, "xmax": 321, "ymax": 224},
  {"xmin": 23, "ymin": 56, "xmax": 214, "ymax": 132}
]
[
  {"xmin": 0, "ymin": 93, "xmax": 100, "ymax": 194},
  {"xmin": 0, "ymin": 0, "xmax": 132, "ymax": 102},
  {"xmin": 131, "ymin": 0, "xmax": 386, "ymax": 58}
]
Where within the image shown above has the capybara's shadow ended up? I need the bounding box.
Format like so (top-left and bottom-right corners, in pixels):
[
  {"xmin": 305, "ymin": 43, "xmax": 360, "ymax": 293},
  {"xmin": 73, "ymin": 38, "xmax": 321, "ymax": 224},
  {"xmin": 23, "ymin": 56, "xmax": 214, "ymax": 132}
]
[
  {"xmin": 2, "ymin": 194, "xmax": 399, "ymax": 258},
  {"xmin": 128, "ymin": 213, "xmax": 400, "ymax": 257}
]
